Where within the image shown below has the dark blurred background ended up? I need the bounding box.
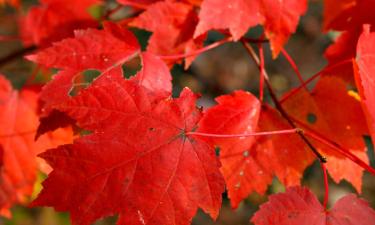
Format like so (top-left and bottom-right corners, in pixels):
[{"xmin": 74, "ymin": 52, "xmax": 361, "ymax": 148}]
[{"xmin": 0, "ymin": 0, "xmax": 374, "ymax": 224}]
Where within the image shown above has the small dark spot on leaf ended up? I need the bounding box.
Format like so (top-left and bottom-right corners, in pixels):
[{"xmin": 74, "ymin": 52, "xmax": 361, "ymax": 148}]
[
  {"xmin": 215, "ymin": 147, "xmax": 220, "ymax": 156},
  {"xmin": 307, "ymin": 113, "xmax": 317, "ymax": 124}
]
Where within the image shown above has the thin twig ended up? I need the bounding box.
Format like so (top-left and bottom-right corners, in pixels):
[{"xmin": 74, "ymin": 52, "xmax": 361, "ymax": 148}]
[
  {"xmin": 241, "ymin": 40, "xmax": 327, "ymax": 163},
  {"xmin": 158, "ymin": 37, "xmax": 232, "ymax": 60},
  {"xmin": 280, "ymin": 47, "xmax": 306, "ymax": 86},
  {"xmin": 320, "ymin": 163, "xmax": 329, "ymax": 210},
  {"xmin": 280, "ymin": 59, "xmax": 352, "ymax": 104},
  {"xmin": 304, "ymin": 129, "xmax": 375, "ymax": 175},
  {"xmin": 258, "ymin": 37, "xmax": 265, "ymax": 102}
]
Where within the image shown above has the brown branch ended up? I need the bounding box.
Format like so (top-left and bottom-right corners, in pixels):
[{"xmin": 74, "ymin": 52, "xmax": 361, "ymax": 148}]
[
  {"xmin": 241, "ymin": 40, "xmax": 327, "ymax": 163},
  {"xmin": 0, "ymin": 45, "xmax": 36, "ymax": 68}
]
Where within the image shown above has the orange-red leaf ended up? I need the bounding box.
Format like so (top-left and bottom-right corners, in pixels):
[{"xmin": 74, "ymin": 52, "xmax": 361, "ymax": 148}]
[
  {"xmin": 282, "ymin": 76, "xmax": 369, "ymax": 191},
  {"xmin": 355, "ymin": 25, "xmax": 375, "ymax": 149},
  {"xmin": 0, "ymin": 75, "xmax": 73, "ymax": 216}
]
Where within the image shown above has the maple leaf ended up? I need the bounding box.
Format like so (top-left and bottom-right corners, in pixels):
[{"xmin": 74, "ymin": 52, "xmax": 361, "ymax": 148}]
[
  {"xmin": 27, "ymin": 22, "xmax": 142, "ymax": 132},
  {"xmin": 251, "ymin": 186, "xmax": 375, "ymax": 225},
  {"xmin": 32, "ymin": 69, "xmax": 225, "ymax": 225},
  {"xmin": 354, "ymin": 25, "xmax": 375, "ymax": 150},
  {"xmin": 282, "ymin": 76, "xmax": 369, "ymax": 192},
  {"xmin": 27, "ymin": 22, "xmax": 141, "ymax": 71},
  {"xmin": 194, "ymin": 0, "xmax": 306, "ymax": 57},
  {"xmin": 198, "ymin": 91, "xmax": 315, "ymax": 208},
  {"xmin": 130, "ymin": 1, "xmax": 205, "ymax": 68},
  {"xmin": 258, "ymin": 0, "xmax": 307, "ymax": 56},
  {"xmin": 35, "ymin": 50, "xmax": 171, "ymax": 137},
  {"xmin": 0, "ymin": 75, "xmax": 73, "ymax": 217},
  {"xmin": 28, "ymin": 21, "xmax": 169, "ymax": 138},
  {"xmin": 19, "ymin": 0, "xmax": 101, "ymax": 46}
]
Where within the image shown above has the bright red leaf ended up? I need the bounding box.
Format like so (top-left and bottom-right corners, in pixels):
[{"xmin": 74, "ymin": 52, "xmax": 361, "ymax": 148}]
[
  {"xmin": 354, "ymin": 25, "xmax": 375, "ymax": 149},
  {"xmin": 199, "ymin": 91, "xmax": 315, "ymax": 208},
  {"xmin": 194, "ymin": 0, "xmax": 307, "ymax": 57},
  {"xmin": 259, "ymin": 0, "xmax": 307, "ymax": 56},
  {"xmin": 32, "ymin": 69, "xmax": 224, "ymax": 225},
  {"xmin": 130, "ymin": 1, "xmax": 204, "ymax": 68},
  {"xmin": 27, "ymin": 22, "xmax": 140, "ymax": 71},
  {"xmin": 27, "ymin": 22, "xmax": 142, "ymax": 130},
  {"xmin": 194, "ymin": 0, "xmax": 262, "ymax": 41},
  {"xmin": 251, "ymin": 186, "xmax": 375, "ymax": 225}
]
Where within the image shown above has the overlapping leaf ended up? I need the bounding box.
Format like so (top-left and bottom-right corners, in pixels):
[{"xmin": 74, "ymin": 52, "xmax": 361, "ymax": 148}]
[
  {"xmin": 323, "ymin": 0, "xmax": 375, "ymax": 82},
  {"xmin": 194, "ymin": 0, "xmax": 307, "ymax": 56},
  {"xmin": 20, "ymin": 0, "xmax": 101, "ymax": 46},
  {"xmin": 198, "ymin": 91, "xmax": 315, "ymax": 208},
  {"xmin": 28, "ymin": 23, "xmax": 143, "ymax": 133},
  {"xmin": 252, "ymin": 186, "xmax": 375, "ymax": 225},
  {"xmin": 130, "ymin": 1, "xmax": 204, "ymax": 68},
  {"xmin": 32, "ymin": 68, "xmax": 225, "ymax": 225},
  {"xmin": 0, "ymin": 75, "xmax": 73, "ymax": 217},
  {"xmin": 282, "ymin": 76, "xmax": 369, "ymax": 191},
  {"xmin": 27, "ymin": 22, "xmax": 140, "ymax": 71},
  {"xmin": 354, "ymin": 25, "xmax": 375, "ymax": 149}
]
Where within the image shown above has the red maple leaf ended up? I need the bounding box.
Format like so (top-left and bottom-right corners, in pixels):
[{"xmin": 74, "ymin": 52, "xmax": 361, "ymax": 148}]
[
  {"xmin": 354, "ymin": 25, "xmax": 375, "ymax": 152},
  {"xmin": 20, "ymin": 0, "xmax": 101, "ymax": 46},
  {"xmin": 0, "ymin": 75, "xmax": 73, "ymax": 217},
  {"xmin": 198, "ymin": 91, "xmax": 315, "ymax": 207},
  {"xmin": 194, "ymin": 0, "xmax": 307, "ymax": 57},
  {"xmin": 130, "ymin": 1, "xmax": 205, "ymax": 68},
  {"xmin": 27, "ymin": 22, "xmax": 140, "ymax": 71},
  {"xmin": 251, "ymin": 186, "xmax": 375, "ymax": 225},
  {"xmin": 32, "ymin": 68, "xmax": 224, "ymax": 225},
  {"xmin": 27, "ymin": 22, "xmax": 142, "ymax": 132}
]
